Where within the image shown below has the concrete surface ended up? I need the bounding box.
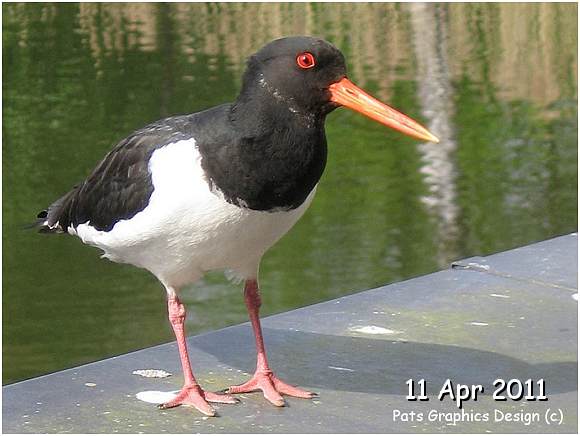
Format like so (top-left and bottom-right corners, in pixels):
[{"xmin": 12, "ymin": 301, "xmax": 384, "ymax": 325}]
[{"xmin": 3, "ymin": 233, "xmax": 578, "ymax": 433}]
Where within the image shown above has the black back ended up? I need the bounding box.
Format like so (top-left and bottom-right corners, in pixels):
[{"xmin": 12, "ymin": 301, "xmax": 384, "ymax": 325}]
[{"xmin": 38, "ymin": 115, "xmax": 199, "ymax": 232}]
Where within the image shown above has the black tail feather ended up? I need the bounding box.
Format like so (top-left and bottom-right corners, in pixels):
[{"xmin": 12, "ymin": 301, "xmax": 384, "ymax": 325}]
[{"xmin": 31, "ymin": 187, "xmax": 79, "ymax": 234}]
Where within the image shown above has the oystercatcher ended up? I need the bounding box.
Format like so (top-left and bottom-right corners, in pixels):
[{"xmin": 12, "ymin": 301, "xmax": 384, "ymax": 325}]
[{"xmin": 36, "ymin": 36, "xmax": 438, "ymax": 416}]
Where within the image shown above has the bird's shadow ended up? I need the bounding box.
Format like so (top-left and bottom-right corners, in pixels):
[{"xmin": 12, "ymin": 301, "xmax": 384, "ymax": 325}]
[{"xmin": 195, "ymin": 326, "xmax": 577, "ymax": 397}]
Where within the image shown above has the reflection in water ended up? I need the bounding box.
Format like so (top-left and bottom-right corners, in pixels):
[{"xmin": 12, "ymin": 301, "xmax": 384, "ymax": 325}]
[
  {"xmin": 3, "ymin": 3, "xmax": 577, "ymax": 383},
  {"xmin": 446, "ymin": 3, "xmax": 577, "ymax": 106},
  {"xmin": 409, "ymin": 3, "xmax": 459, "ymax": 265}
]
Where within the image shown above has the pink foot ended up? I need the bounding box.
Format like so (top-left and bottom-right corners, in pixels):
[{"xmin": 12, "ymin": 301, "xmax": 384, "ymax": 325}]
[
  {"xmin": 158, "ymin": 384, "xmax": 238, "ymax": 416},
  {"xmin": 228, "ymin": 370, "xmax": 316, "ymax": 407}
]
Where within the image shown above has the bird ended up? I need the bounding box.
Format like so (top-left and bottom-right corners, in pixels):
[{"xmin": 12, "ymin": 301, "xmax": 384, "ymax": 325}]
[{"xmin": 36, "ymin": 36, "xmax": 438, "ymax": 416}]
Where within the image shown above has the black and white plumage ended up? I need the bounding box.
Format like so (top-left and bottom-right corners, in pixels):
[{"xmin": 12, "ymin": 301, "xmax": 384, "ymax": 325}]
[
  {"xmin": 36, "ymin": 36, "xmax": 438, "ymax": 416},
  {"xmin": 37, "ymin": 109, "xmax": 318, "ymax": 287}
]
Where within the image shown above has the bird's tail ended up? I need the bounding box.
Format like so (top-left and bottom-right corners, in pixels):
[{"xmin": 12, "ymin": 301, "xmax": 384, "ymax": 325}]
[{"xmin": 32, "ymin": 187, "xmax": 79, "ymax": 234}]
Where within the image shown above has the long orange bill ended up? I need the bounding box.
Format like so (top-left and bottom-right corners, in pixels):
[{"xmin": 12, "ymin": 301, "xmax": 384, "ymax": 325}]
[{"xmin": 328, "ymin": 77, "xmax": 440, "ymax": 143}]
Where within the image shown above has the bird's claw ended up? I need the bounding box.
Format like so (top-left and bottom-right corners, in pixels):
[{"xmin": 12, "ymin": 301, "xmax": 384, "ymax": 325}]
[
  {"xmin": 228, "ymin": 371, "xmax": 315, "ymax": 407},
  {"xmin": 158, "ymin": 385, "xmax": 238, "ymax": 416}
]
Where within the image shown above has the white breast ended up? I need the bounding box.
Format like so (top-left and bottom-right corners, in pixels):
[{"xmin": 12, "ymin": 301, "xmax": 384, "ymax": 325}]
[{"xmin": 71, "ymin": 139, "xmax": 315, "ymax": 288}]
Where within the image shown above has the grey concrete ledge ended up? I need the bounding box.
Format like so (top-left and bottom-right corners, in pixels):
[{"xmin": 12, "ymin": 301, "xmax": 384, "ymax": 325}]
[{"xmin": 3, "ymin": 234, "xmax": 578, "ymax": 433}]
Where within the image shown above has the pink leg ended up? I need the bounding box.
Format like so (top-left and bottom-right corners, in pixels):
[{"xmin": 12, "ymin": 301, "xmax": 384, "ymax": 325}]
[
  {"xmin": 159, "ymin": 295, "xmax": 237, "ymax": 416},
  {"xmin": 228, "ymin": 280, "xmax": 316, "ymax": 406}
]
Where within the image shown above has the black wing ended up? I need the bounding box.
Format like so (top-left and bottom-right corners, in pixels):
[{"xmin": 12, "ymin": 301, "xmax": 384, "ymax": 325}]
[{"xmin": 36, "ymin": 116, "xmax": 196, "ymax": 233}]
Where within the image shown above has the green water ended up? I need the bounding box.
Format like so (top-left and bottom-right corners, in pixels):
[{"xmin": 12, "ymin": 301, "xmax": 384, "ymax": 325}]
[{"xmin": 3, "ymin": 3, "xmax": 577, "ymax": 384}]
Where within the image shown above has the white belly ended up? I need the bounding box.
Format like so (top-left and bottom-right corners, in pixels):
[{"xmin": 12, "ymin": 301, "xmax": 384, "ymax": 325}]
[{"xmin": 71, "ymin": 139, "xmax": 315, "ymax": 288}]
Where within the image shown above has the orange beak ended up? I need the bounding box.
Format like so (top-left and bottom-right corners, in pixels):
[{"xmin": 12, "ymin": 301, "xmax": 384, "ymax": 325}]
[{"xmin": 328, "ymin": 78, "xmax": 439, "ymax": 143}]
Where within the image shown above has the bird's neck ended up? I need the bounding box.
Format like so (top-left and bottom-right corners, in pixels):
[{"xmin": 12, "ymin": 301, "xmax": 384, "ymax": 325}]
[{"xmin": 231, "ymin": 86, "xmax": 324, "ymax": 133}]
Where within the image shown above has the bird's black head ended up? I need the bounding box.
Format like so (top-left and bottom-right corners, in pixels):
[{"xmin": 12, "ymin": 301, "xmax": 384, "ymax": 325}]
[
  {"xmin": 235, "ymin": 36, "xmax": 439, "ymax": 142},
  {"xmin": 237, "ymin": 36, "xmax": 346, "ymax": 118}
]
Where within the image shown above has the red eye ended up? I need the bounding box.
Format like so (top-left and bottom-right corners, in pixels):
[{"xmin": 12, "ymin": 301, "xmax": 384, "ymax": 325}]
[{"xmin": 296, "ymin": 52, "xmax": 315, "ymax": 69}]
